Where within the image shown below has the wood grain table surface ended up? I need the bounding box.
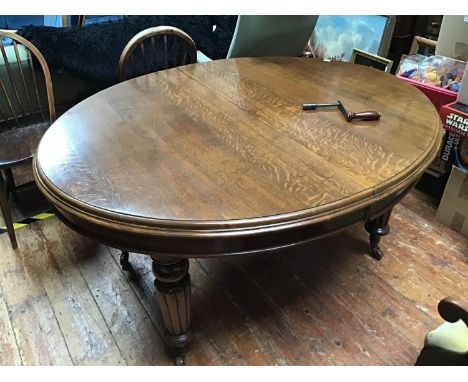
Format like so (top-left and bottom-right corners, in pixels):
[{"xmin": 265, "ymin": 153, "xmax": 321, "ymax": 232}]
[
  {"xmin": 35, "ymin": 58, "xmax": 441, "ymax": 247},
  {"xmin": 33, "ymin": 57, "xmax": 442, "ymax": 364}
]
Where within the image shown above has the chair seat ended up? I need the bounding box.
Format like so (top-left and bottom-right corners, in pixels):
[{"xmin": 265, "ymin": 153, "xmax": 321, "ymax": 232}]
[
  {"xmin": 425, "ymin": 319, "xmax": 468, "ymax": 353},
  {"xmin": 0, "ymin": 122, "xmax": 50, "ymax": 169}
]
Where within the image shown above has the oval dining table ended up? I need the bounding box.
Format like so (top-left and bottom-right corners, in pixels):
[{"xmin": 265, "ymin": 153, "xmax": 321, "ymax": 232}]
[{"xmin": 33, "ymin": 57, "xmax": 442, "ymax": 365}]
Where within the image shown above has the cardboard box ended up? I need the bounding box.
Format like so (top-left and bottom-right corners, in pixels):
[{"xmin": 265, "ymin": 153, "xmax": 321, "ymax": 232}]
[
  {"xmin": 458, "ymin": 64, "xmax": 468, "ymax": 105},
  {"xmin": 435, "ymin": 16, "xmax": 468, "ymax": 62},
  {"xmin": 438, "ymin": 101, "xmax": 468, "ymax": 171},
  {"xmin": 436, "ymin": 166, "xmax": 468, "ymax": 237}
]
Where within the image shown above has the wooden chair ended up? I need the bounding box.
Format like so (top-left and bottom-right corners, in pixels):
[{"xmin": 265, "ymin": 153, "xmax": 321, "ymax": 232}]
[
  {"xmin": 416, "ymin": 297, "xmax": 468, "ymax": 365},
  {"xmin": 0, "ymin": 30, "xmax": 55, "ymax": 249},
  {"xmin": 119, "ymin": 26, "xmax": 197, "ymax": 82},
  {"xmin": 77, "ymin": 15, "xmax": 86, "ymax": 27},
  {"xmin": 117, "ymin": 26, "xmax": 196, "ymax": 270}
]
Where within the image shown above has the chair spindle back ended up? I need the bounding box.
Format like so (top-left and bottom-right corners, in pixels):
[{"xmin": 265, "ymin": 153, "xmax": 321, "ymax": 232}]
[
  {"xmin": 0, "ymin": 30, "xmax": 55, "ymax": 131},
  {"xmin": 119, "ymin": 26, "xmax": 197, "ymax": 82}
]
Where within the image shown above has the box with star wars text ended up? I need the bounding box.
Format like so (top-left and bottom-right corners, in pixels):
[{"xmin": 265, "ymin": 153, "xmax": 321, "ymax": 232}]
[{"xmin": 439, "ymin": 101, "xmax": 468, "ymax": 171}]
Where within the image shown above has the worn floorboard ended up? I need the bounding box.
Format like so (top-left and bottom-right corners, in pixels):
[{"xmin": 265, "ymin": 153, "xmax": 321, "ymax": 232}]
[
  {"xmin": 0, "ymin": 188, "xmax": 466, "ymax": 365},
  {"xmin": 0, "ymin": 282, "xmax": 22, "ymax": 365},
  {"xmin": 0, "ymin": 225, "xmax": 73, "ymax": 365}
]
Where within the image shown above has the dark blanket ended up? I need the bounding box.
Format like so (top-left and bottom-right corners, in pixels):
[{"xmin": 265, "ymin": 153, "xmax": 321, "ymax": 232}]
[{"xmin": 18, "ymin": 15, "xmax": 237, "ymax": 86}]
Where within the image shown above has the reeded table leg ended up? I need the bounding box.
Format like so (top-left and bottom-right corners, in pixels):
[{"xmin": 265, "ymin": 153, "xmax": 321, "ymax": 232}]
[
  {"xmin": 151, "ymin": 256, "xmax": 192, "ymax": 365},
  {"xmin": 364, "ymin": 208, "xmax": 393, "ymax": 260}
]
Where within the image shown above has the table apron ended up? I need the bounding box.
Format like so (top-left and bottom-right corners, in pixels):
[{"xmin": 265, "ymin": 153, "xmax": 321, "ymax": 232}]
[{"xmin": 49, "ymin": 180, "xmax": 416, "ymax": 258}]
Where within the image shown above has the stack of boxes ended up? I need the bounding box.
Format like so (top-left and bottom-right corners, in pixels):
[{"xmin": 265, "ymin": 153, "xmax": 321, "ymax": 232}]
[
  {"xmin": 436, "ymin": 77, "xmax": 468, "ymax": 237},
  {"xmin": 397, "ymin": 15, "xmax": 468, "ymax": 237}
]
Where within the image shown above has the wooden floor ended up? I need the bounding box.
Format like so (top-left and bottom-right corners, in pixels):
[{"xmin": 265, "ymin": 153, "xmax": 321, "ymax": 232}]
[{"xmin": 0, "ymin": 179, "xmax": 467, "ymax": 365}]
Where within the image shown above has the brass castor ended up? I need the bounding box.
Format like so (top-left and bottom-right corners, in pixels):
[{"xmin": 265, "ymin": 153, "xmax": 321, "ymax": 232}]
[
  {"xmin": 175, "ymin": 353, "xmax": 186, "ymax": 366},
  {"xmin": 370, "ymin": 246, "xmax": 384, "ymax": 261}
]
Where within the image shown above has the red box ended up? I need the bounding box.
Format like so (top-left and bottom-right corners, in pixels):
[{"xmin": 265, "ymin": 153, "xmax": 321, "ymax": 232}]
[
  {"xmin": 439, "ymin": 101, "xmax": 468, "ymax": 137},
  {"xmin": 397, "ymin": 75, "xmax": 458, "ymax": 113},
  {"xmin": 439, "ymin": 101, "xmax": 468, "ymax": 171}
]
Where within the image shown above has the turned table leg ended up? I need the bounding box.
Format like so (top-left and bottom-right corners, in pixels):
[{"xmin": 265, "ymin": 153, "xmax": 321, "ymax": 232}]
[
  {"xmin": 151, "ymin": 256, "xmax": 192, "ymax": 365},
  {"xmin": 364, "ymin": 208, "xmax": 393, "ymax": 260},
  {"xmin": 120, "ymin": 251, "xmax": 131, "ymax": 271}
]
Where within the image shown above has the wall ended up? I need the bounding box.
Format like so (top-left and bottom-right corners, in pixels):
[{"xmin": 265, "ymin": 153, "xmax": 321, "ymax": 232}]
[{"xmin": 435, "ymin": 15, "xmax": 468, "ymax": 60}]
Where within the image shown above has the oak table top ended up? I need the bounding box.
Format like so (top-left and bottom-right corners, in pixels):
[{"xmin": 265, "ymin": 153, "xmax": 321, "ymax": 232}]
[
  {"xmin": 34, "ymin": 57, "xmax": 441, "ymax": 255},
  {"xmin": 34, "ymin": 57, "xmax": 442, "ymax": 364}
]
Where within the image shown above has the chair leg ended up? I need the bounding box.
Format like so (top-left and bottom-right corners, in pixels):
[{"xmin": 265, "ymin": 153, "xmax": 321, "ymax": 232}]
[
  {"xmin": 4, "ymin": 168, "xmax": 18, "ymax": 202},
  {"xmin": 0, "ymin": 171, "xmax": 17, "ymax": 249}
]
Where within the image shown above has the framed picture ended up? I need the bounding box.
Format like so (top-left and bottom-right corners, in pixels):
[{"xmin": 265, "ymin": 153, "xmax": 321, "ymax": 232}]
[
  {"xmin": 310, "ymin": 15, "xmax": 395, "ymax": 61},
  {"xmin": 350, "ymin": 48, "xmax": 393, "ymax": 73}
]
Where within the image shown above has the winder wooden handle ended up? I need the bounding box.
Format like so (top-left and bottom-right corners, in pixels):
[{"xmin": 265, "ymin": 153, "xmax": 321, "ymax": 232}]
[{"xmin": 348, "ymin": 111, "xmax": 381, "ymax": 121}]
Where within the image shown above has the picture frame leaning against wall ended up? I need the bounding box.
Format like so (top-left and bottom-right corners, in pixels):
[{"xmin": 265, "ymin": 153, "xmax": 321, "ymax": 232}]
[{"xmin": 310, "ymin": 15, "xmax": 395, "ymax": 61}]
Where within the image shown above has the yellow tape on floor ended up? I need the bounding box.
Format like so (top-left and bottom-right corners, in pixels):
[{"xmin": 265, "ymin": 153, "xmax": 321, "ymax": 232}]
[
  {"xmin": 31, "ymin": 212, "xmax": 54, "ymax": 220},
  {"xmin": 0, "ymin": 211, "xmax": 54, "ymax": 233}
]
